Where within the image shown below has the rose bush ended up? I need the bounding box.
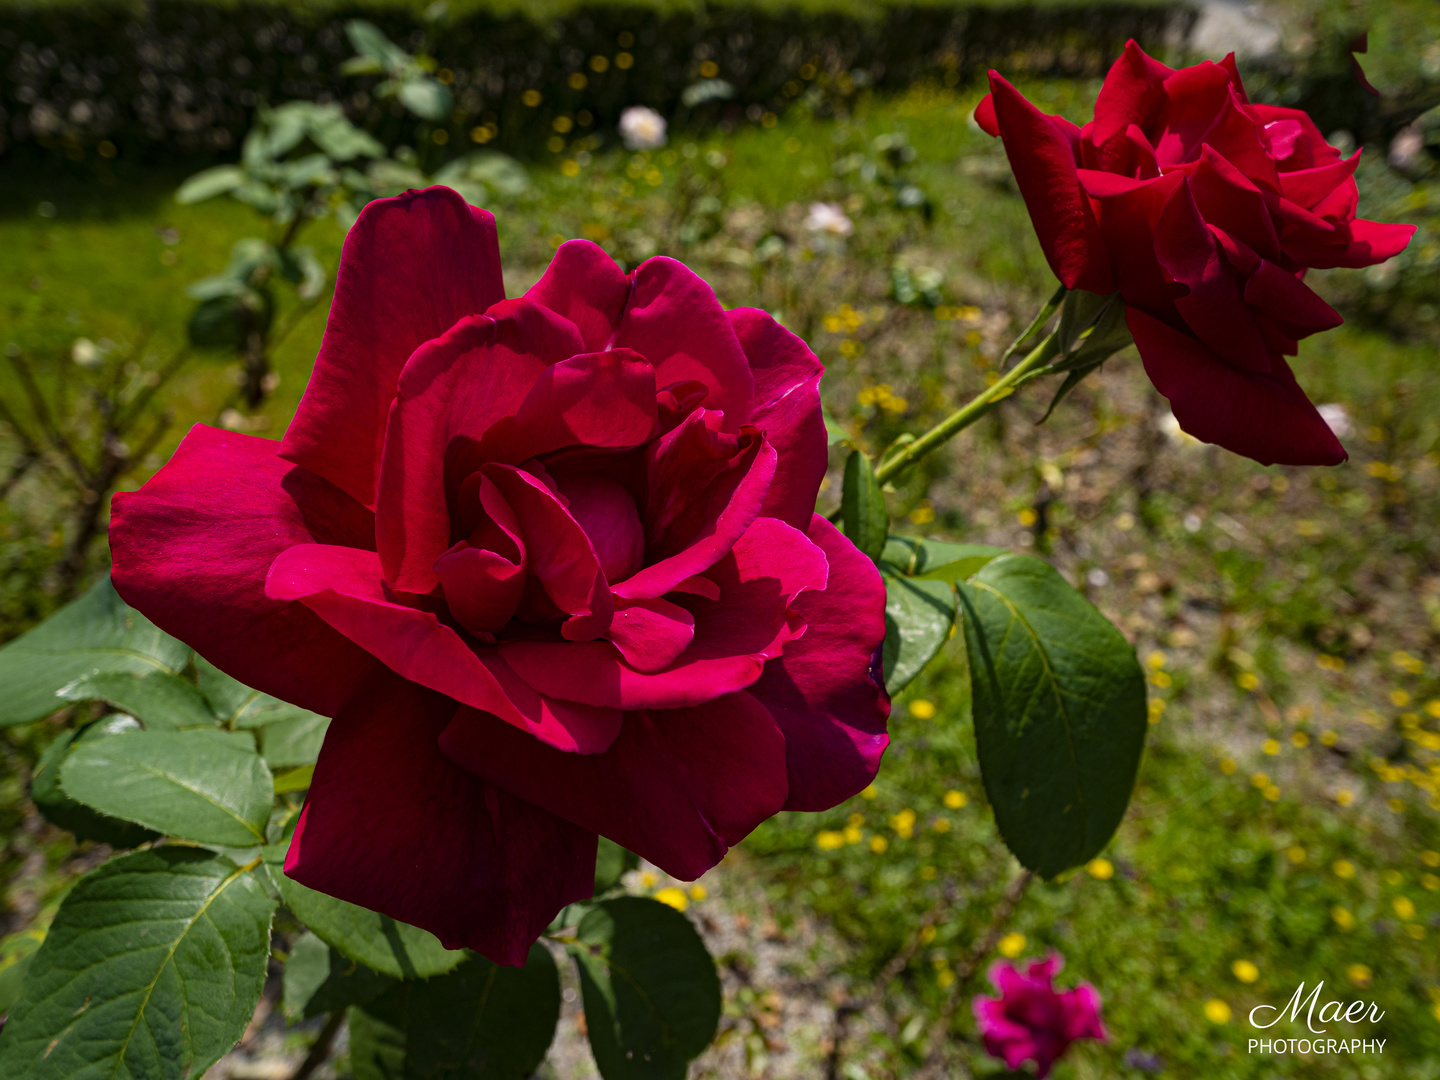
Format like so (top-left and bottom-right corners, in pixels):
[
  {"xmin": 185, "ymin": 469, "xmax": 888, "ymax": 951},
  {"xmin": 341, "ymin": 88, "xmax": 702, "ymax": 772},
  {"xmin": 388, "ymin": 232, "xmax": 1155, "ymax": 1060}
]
[
  {"xmin": 109, "ymin": 186, "xmax": 889, "ymax": 966},
  {"xmin": 976, "ymin": 40, "xmax": 1416, "ymax": 466}
]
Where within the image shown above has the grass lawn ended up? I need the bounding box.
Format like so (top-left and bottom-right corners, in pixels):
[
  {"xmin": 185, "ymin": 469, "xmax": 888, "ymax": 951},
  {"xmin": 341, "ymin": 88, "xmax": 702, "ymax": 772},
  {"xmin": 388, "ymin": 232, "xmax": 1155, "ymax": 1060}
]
[{"xmin": 2, "ymin": 74, "xmax": 1439, "ymax": 1079}]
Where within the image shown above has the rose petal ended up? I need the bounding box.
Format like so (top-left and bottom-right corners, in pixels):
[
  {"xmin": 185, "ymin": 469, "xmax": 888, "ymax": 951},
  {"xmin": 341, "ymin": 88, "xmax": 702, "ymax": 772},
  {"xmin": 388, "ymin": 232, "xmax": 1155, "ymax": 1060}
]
[
  {"xmin": 974, "ymin": 93, "xmax": 999, "ymax": 136},
  {"xmin": 280, "ymin": 188, "xmax": 505, "ymax": 509},
  {"xmin": 1243, "ymin": 259, "xmax": 1343, "ymax": 336},
  {"xmin": 524, "ymin": 239, "xmax": 631, "ymax": 351},
  {"xmin": 503, "ymin": 516, "xmax": 826, "ymax": 709},
  {"xmin": 749, "ymin": 515, "xmax": 890, "ymax": 810},
  {"xmin": 482, "ymin": 464, "xmax": 613, "ymax": 641},
  {"xmin": 1152, "ymin": 179, "xmax": 1273, "ymax": 373},
  {"xmin": 1181, "ymin": 146, "xmax": 1282, "ymax": 260},
  {"xmin": 614, "ymin": 410, "xmax": 776, "ymax": 600},
  {"xmin": 1278, "ymin": 151, "xmax": 1360, "ymax": 211},
  {"xmin": 1077, "ymin": 169, "xmax": 1188, "ymax": 316},
  {"xmin": 266, "ymin": 543, "xmax": 620, "ymax": 753},
  {"xmin": 1282, "ymin": 217, "xmax": 1416, "ymax": 270},
  {"xmin": 110, "ymin": 425, "xmax": 379, "ymax": 718},
  {"xmin": 988, "ymin": 72, "xmax": 1113, "ymax": 293},
  {"xmin": 727, "ymin": 308, "xmax": 828, "ymax": 532},
  {"xmin": 478, "ymin": 348, "xmax": 658, "ymax": 465},
  {"xmin": 615, "ymin": 257, "xmax": 754, "ymax": 430},
  {"xmin": 374, "ymin": 302, "xmax": 584, "ymax": 593},
  {"xmin": 284, "ymin": 667, "xmax": 596, "ymax": 966},
  {"xmin": 1248, "ymin": 104, "xmax": 1342, "ymax": 171},
  {"xmin": 439, "ymin": 690, "xmax": 788, "ymax": 880},
  {"xmin": 607, "ymin": 597, "xmax": 695, "ymax": 674},
  {"xmin": 1128, "ymin": 305, "xmax": 1346, "ymax": 466},
  {"xmin": 552, "ymin": 474, "xmax": 645, "ymax": 585},
  {"xmin": 1092, "ymin": 38, "xmax": 1174, "ymax": 146}
]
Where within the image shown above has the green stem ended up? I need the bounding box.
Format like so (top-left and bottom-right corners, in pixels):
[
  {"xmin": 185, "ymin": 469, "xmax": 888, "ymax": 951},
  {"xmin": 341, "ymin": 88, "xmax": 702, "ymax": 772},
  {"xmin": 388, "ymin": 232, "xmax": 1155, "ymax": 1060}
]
[{"xmin": 872, "ymin": 328, "xmax": 1062, "ymax": 488}]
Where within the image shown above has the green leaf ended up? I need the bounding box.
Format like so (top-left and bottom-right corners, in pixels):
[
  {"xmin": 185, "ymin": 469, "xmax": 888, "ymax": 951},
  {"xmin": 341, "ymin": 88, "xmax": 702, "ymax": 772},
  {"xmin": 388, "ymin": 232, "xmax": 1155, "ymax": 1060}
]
[
  {"xmin": 349, "ymin": 945, "xmax": 560, "ymax": 1080},
  {"xmin": 273, "ymin": 764, "xmax": 315, "ymax": 794},
  {"xmin": 31, "ymin": 723, "xmax": 161, "ymax": 848},
  {"xmin": 1054, "ymin": 288, "xmax": 1113, "ymax": 356},
  {"xmin": 0, "ymin": 848, "xmax": 276, "ymax": 1080},
  {"xmin": 841, "ymin": 449, "xmax": 887, "ymax": 562},
  {"xmin": 568, "ymin": 897, "xmax": 721, "ymax": 1080},
  {"xmin": 822, "ymin": 412, "xmax": 849, "ymax": 445},
  {"xmin": 0, "ymin": 576, "xmax": 190, "ymax": 727},
  {"xmin": 60, "ymin": 728, "xmax": 274, "ymax": 847},
  {"xmin": 57, "ymin": 671, "xmax": 216, "ymax": 730},
  {"xmin": 194, "ymin": 655, "xmax": 318, "ymax": 729},
  {"xmin": 259, "ymin": 713, "xmax": 330, "ymax": 769},
  {"xmin": 268, "ymin": 842, "xmax": 466, "ymax": 979},
  {"xmin": 283, "ymin": 931, "xmax": 394, "ymax": 1022},
  {"xmin": 346, "ymin": 19, "xmax": 409, "ymax": 68},
  {"xmin": 881, "ymin": 574, "xmax": 956, "ymax": 695},
  {"xmin": 188, "ymin": 289, "xmax": 275, "ymax": 351},
  {"xmin": 397, "ymin": 78, "xmax": 454, "ymax": 121},
  {"xmin": 879, "ymin": 537, "xmax": 1003, "ymax": 578},
  {"xmin": 911, "ymin": 545, "xmax": 1006, "ymax": 584},
  {"xmin": 1037, "ymin": 360, "xmax": 1105, "ymax": 425},
  {"xmin": 176, "ymin": 164, "xmax": 247, "ymax": 204},
  {"xmin": 432, "ymin": 150, "xmax": 531, "ymax": 197},
  {"xmin": 956, "ymin": 554, "xmax": 1147, "ymax": 877},
  {"xmin": 0, "ymin": 927, "xmax": 47, "ymax": 1015},
  {"xmin": 594, "ymin": 837, "xmax": 640, "ymax": 895}
]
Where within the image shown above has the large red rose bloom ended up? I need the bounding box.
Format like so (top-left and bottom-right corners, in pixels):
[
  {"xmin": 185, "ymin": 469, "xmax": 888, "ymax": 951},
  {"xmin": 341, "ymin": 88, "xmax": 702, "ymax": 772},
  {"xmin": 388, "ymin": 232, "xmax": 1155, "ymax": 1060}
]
[
  {"xmin": 976, "ymin": 41, "xmax": 1415, "ymax": 466},
  {"xmin": 109, "ymin": 187, "xmax": 890, "ymax": 965}
]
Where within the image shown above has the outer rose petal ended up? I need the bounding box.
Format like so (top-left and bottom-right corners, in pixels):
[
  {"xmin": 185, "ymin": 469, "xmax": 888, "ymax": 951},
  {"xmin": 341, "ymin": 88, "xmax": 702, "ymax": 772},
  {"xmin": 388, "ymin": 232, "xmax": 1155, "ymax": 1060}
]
[
  {"xmin": 988, "ymin": 72, "xmax": 1113, "ymax": 294},
  {"xmin": 285, "ymin": 668, "xmax": 596, "ymax": 966},
  {"xmin": 1127, "ymin": 306, "xmax": 1346, "ymax": 466},
  {"xmin": 727, "ymin": 308, "xmax": 828, "ymax": 532},
  {"xmin": 281, "ymin": 187, "xmax": 505, "ymax": 509},
  {"xmin": 1282, "ymin": 217, "xmax": 1416, "ymax": 270},
  {"xmin": 439, "ymin": 690, "xmax": 788, "ymax": 880},
  {"xmin": 110, "ymin": 425, "xmax": 379, "ymax": 718},
  {"xmin": 749, "ymin": 515, "xmax": 890, "ymax": 810}
]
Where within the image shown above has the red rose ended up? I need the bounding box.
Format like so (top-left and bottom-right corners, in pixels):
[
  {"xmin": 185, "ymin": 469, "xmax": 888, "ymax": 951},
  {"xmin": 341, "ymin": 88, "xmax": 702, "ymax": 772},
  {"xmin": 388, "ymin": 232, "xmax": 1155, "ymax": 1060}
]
[
  {"xmin": 976, "ymin": 41, "xmax": 1415, "ymax": 466},
  {"xmin": 110, "ymin": 187, "xmax": 889, "ymax": 965}
]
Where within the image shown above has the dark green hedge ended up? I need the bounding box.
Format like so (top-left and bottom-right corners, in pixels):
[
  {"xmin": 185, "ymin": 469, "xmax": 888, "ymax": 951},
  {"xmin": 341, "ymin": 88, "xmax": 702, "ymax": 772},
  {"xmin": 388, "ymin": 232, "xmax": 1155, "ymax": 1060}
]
[{"xmin": 0, "ymin": 0, "xmax": 1194, "ymax": 165}]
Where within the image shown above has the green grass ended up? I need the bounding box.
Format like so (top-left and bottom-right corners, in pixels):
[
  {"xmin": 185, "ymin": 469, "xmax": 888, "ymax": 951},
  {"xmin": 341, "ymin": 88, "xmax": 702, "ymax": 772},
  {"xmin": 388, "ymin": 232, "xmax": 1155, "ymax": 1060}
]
[{"xmin": 3, "ymin": 76, "xmax": 1440, "ymax": 1079}]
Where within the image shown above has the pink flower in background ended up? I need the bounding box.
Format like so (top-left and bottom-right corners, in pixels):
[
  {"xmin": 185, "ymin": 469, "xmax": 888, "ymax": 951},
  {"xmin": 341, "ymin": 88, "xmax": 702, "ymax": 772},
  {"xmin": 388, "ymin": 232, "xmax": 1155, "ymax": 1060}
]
[
  {"xmin": 973, "ymin": 954, "xmax": 1107, "ymax": 1078},
  {"xmin": 109, "ymin": 186, "xmax": 890, "ymax": 966}
]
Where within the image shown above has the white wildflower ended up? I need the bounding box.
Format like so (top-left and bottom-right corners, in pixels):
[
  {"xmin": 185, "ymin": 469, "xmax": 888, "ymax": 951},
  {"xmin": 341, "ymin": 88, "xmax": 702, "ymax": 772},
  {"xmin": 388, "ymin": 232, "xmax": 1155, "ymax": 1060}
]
[
  {"xmin": 804, "ymin": 201, "xmax": 853, "ymax": 237},
  {"xmin": 619, "ymin": 106, "xmax": 667, "ymax": 151}
]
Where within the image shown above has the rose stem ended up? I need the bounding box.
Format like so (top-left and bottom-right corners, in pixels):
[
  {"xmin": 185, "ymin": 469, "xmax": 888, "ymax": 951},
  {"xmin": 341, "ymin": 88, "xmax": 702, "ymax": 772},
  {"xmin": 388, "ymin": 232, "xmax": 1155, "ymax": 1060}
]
[
  {"xmin": 825, "ymin": 284, "xmax": 1068, "ymax": 526},
  {"xmin": 872, "ymin": 324, "xmax": 1062, "ymax": 488}
]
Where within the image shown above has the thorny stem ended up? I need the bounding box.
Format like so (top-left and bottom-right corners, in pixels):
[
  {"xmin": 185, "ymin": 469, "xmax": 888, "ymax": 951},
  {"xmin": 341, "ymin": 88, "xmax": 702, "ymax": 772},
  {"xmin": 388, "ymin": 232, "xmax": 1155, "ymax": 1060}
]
[
  {"xmin": 826, "ymin": 286, "xmax": 1069, "ymax": 525},
  {"xmin": 873, "ymin": 328, "xmax": 1062, "ymax": 489}
]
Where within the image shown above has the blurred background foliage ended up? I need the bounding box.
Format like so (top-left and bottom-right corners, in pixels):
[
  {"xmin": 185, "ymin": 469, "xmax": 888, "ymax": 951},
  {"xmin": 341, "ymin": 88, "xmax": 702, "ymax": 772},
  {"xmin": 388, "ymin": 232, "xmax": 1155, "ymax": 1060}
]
[{"xmin": 2, "ymin": 0, "xmax": 1440, "ymax": 1077}]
